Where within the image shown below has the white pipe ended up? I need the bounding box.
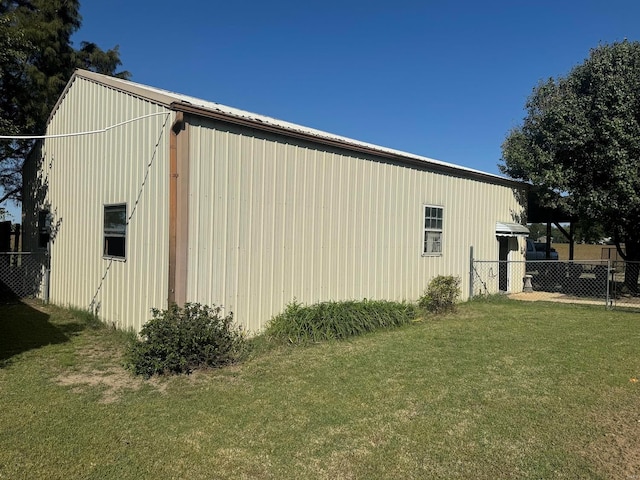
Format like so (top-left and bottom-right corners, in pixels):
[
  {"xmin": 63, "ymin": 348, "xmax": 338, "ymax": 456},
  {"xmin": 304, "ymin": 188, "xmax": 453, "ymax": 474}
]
[{"xmin": 0, "ymin": 111, "xmax": 171, "ymax": 140}]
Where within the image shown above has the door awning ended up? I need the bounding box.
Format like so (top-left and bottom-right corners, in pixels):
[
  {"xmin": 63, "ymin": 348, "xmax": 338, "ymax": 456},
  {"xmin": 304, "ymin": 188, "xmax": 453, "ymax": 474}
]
[{"xmin": 496, "ymin": 221, "xmax": 529, "ymax": 237}]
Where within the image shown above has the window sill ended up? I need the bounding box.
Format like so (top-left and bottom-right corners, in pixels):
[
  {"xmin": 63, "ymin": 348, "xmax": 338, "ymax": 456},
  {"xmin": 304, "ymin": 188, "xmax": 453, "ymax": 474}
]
[{"xmin": 103, "ymin": 255, "xmax": 127, "ymax": 262}]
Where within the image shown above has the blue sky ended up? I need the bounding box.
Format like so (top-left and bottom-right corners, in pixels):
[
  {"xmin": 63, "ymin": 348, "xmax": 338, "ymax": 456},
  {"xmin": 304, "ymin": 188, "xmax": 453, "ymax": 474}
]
[
  {"xmin": 5, "ymin": 1, "xmax": 639, "ymax": 221},
  {"xmin": 71, "ymin": 0, "xmax": 640, "ymax": 175}
]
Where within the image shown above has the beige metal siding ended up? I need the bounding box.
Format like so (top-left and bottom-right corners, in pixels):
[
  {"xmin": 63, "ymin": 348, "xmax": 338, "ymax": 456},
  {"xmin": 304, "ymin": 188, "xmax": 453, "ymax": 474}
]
[
  {"xmin": 186, "ymin": 118, "xmax": 526, "ymax": 332},
  {"xmin": 27, "ymin": 77, "xmax": 172, "ymax": 331}
]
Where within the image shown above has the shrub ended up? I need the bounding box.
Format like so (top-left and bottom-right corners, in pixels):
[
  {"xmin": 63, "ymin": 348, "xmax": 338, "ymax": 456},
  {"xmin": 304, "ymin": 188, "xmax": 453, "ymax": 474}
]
[
  {"xmin": 127, "ymin": 303, "xmax": 245, "ymax": 377},
  {"xmin": 266, "ymin": 299, "xmax": 417, "ymax": 343},
  {"xmin": 418, "ymin": 275, "xmax": 461, "ymax": 314}
]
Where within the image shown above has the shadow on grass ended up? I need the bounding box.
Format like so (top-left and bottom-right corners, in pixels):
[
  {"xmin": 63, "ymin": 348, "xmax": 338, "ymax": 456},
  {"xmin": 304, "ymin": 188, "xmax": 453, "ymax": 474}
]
[{"xmin": 0, "ymin": 288, "xmax": 86, "ymax": 367}]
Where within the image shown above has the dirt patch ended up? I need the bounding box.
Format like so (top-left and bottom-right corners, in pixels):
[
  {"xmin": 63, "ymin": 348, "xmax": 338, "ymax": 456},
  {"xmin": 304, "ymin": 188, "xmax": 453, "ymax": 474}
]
[
  {"xmin": 508, "ymin": 291, "xmax": 607, "ymax": 306},
  {"xmin": 55, "ymin": 367, "xmax": 141, "ymax": 403},
  {"xmin": 53, "ymin": 344, "xmax": 168, "ymax": 403}
]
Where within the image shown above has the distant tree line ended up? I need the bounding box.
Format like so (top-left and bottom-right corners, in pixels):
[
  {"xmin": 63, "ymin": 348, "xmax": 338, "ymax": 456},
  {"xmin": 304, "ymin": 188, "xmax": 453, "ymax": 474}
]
[{"xmin": 528, "ymin": 221, "xmax": 607, "ymax": 244}]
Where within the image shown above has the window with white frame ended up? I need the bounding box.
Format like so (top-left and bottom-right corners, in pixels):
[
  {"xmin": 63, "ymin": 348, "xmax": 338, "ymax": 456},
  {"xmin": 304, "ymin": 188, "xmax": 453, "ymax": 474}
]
[
  {"xmin": 104, "ymin": 204, "xmax": 127, "ymax": 259},
  {"xmin": 423, "ymin": 205, "xmax": 443, "ymax": 255}
]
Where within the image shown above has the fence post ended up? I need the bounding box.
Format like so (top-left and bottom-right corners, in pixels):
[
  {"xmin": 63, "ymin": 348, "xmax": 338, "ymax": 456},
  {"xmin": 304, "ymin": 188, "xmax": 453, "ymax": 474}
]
[
  {"xmin": 606, "ymin": 259, "xmax": 611, "ymax": 309},
  {"xmin": 43, "ymin": 241, "xmax": 50, "ymax": 304},
  {"xmin": 469, "ymin": 246, "xmax": 474, "ymax": 299}
]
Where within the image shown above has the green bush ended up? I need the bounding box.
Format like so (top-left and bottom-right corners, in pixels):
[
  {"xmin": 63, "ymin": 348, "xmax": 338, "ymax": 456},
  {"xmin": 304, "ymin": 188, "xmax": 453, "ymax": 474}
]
[
  {"xmin": 266, "ymin": 299, "xmax": 417, "ymax": 343},
  {"xmin": 418, "ymin": 275, "xmax": 461, "ymax": 314},
  {"xmin": 127, "ymin": 303, "xmax": 245, "ymax": 377}
]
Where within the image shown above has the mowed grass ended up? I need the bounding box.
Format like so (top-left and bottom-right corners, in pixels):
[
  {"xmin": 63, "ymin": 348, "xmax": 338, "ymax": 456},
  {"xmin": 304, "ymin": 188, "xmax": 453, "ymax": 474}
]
[{"xmin": 1, "ymin": 298, "xmax": 640, "ymax": 479}]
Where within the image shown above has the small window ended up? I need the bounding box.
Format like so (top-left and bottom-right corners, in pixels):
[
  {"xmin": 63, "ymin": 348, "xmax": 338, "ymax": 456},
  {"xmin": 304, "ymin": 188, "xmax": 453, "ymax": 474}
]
[
  {"xmin": 104, "ymin": 204, "xmax": 127, "ymax": 259},
  {"xmin": 423, "ymin": 205, "xmax": 443, "ymax": 256},
  {"xmin": 38, "ymin": 210, "xmax": 51, "ymax": 248}
]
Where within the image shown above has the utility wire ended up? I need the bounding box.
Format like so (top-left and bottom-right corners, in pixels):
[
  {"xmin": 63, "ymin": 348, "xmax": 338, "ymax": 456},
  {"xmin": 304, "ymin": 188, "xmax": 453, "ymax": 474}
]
[{"xmin": 0, "ymin": 111, "xmax": 171, "ymax": 140}]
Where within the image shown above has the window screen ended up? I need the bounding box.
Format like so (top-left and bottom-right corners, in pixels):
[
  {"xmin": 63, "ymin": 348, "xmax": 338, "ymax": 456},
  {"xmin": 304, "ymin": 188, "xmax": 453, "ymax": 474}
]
[{"xmin": 104, "ymin": 204, "xmax": 127, "ymax": 258}]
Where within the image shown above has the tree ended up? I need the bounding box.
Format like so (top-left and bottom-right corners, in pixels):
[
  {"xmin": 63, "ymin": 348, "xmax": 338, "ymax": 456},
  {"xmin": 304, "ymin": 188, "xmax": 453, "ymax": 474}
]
[
  {"xmin": 0, "ymin": 4, "xmax": 31, "ymax": 204},
  {"xmin": 573, "ymin": 219, "xmax": 607, "ymax": 244},
  {"xmin": 0, "ymin": 0, "xmax": 130, "ymax": 205},
  {"xmin": 527, "ymin": 223, "xmax": 569, "ymax": 243},
  {"xmin": 528, "ymin": 220, "xmax": 606, "ymax": 244},
  {"xmin": 501, "ymin": 40, "xmax": 640, "ymax": 291}
]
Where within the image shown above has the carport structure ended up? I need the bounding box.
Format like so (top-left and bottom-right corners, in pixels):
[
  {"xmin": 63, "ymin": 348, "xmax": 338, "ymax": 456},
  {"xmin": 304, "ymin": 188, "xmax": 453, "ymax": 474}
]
[{"xmin": 527, "ymin": 188, "xmax": 578, "ymax": 260}]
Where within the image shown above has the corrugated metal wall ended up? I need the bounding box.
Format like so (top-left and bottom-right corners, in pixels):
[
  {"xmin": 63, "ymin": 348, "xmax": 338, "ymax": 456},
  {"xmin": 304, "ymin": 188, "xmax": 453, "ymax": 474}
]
[
  {"xmin": 186, "ymin": 118, "xmax": 526, "ymax": 332},
  {"xmin": 25, "ymin": 77, "xmax": 172, "ymax": 331}
]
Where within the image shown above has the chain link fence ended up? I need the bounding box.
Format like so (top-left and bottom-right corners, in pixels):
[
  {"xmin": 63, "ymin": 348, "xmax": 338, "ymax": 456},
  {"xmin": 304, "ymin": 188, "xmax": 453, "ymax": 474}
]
[
  {"xmin": 609, "ymin": 260, "xmax": 640, "ymax": 308},
  {"xmin": 472, "ymin": 258, "xmax": 640, "ymax": 309},
  {"xmin": 0, "ymin": 252, "xmax": 49, "ymax": 301},
  {"xmin": 471, "ymin": 259, "xmax": 615, "ymax": 307}
]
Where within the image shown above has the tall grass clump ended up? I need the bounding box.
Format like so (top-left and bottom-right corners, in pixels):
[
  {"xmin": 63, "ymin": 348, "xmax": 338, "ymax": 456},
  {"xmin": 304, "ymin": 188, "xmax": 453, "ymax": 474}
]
[
  {"xmin": 68, "ymin": 306, "xmax": 104, "ymax": 329},
  {"xmin": 127, "ymin": 303, "xmax": 245, "ymax": 377},
  {"xmin": 266, "ymin": 299, "xmax": 417, "ymax": 343},
  {"xmin": 418, "ymin": 275, "xmax": 461, "ymax": 314}
]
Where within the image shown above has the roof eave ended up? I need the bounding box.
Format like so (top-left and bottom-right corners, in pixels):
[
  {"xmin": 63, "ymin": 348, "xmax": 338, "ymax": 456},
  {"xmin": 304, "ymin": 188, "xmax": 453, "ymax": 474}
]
[
  {"xmin": 171, "ymin": 100, "xmax": 527, "ymax": 188},
  {"xmin": 47, "ymin": 70, "xmax": 529, "ymax": 190}
]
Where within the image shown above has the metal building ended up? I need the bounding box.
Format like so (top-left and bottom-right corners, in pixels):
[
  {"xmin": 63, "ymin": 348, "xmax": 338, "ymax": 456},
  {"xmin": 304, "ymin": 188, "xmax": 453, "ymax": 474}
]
[{"xmin": 22, "ymin": 70, "xmax": 529, "ymax": 332}]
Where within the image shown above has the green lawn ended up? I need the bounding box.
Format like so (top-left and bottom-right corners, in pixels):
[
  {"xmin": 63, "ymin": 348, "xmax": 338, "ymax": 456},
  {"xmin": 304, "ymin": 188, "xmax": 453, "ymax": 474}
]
[{"xmin": 1, "ymin": 297, "xmax": 639, "ymax": 479}]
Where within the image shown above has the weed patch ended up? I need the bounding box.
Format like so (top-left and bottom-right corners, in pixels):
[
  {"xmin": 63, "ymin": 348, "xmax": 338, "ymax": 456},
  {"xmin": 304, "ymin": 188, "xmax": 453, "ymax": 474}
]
[{"xmin": 266, "ymin": 299, "xmax": 417, "ymax": 343}]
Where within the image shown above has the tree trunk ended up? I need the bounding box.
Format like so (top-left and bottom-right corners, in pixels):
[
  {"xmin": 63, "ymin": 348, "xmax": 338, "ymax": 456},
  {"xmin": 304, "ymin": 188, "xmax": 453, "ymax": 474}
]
[{"xmin": 622, "ymin": 238, "xmax": 640, "ymax": 294}]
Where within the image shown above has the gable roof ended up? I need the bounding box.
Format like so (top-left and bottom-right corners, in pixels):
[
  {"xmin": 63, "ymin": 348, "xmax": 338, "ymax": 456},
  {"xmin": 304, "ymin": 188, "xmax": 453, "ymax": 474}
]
[{"xmin": 52, "ymin": 69, "xmax": 526, "ymax": 188}]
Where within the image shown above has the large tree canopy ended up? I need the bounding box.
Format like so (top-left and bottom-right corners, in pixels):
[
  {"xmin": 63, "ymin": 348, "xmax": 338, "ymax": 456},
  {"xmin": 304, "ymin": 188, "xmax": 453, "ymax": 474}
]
[
  {"xmin": 0, "ymin": 0, "xmax": 130, "ymax": 204},
  {"xmin": 501, "ymin": 40, "xmax": 640, "ymax": 271}
]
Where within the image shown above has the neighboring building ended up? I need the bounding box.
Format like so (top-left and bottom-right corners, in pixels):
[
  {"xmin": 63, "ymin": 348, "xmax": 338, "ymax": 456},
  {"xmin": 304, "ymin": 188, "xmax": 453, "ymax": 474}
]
[{"xmin": 23, "ymin": 69, "xmax": 528, "ymax": 332}]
